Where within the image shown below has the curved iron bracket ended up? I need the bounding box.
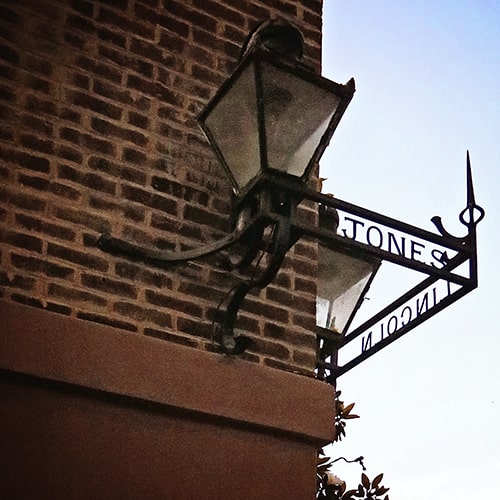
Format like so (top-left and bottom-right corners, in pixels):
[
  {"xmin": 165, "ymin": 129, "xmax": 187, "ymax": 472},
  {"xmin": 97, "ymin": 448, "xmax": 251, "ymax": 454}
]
[
  {"xmin": 216, "ymin": 281, "xmax": 253, "ymax": 354},
  {"xmin": 216, "ymin": 214, "xmax": 298, "ymax": 355},
  {"xmin": 97, "ymin": 153, "xmax": 484, "ymax": 368},
  {"xmin": 98, "ymin": 218, "xmax": 263, "ymax": 355},
  {"xmin": 97, "ymin": 187, "xmax": 300, "ymax": 356},
  {"xmin": 98, "ymin": 223, "xmax": 253, "ymax": 267}
]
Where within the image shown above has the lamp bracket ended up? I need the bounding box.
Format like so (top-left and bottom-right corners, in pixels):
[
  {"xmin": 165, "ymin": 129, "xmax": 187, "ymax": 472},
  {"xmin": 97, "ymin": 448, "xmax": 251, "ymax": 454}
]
[
  {"xmin": 97, "ymin": 178, "xmax": 301, "ymax": 355},
  {"xmin": 98, "ymin": 224, "xmax": 254, "ymax": 266},
  {"xmin": 215, "ymin": 213, "xmax": 296, "ymax": 354}
]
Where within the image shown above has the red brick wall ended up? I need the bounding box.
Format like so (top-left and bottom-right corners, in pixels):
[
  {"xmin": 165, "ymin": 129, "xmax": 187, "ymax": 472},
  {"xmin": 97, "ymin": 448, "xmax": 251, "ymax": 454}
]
[{"xmin": 0, "ymin": 0, "xmax": 323, "ymax": 375}]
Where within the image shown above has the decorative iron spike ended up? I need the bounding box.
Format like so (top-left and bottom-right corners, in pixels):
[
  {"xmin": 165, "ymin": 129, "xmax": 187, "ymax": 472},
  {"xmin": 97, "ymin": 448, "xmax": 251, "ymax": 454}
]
[
  {"xmin": 466, "ymin": 150, "xmax": 475, "ymax": 207},
  {"xmin": 432, "ymin": 151, "xmax": 484, "ymax": 239},
  {"xmin": 459, "ymin": 150, "xmax": 485, "ymax": 229}
]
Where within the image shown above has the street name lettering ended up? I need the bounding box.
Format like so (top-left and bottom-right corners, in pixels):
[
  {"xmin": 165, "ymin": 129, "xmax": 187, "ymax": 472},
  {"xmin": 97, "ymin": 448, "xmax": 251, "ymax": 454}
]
[
  {"xmin": 360, "ymin": 281, "xmax": 452, "ymax": 354},
  {"xmin": 339, "ymin": 215, "xmax": 450, "ymax": 269}
]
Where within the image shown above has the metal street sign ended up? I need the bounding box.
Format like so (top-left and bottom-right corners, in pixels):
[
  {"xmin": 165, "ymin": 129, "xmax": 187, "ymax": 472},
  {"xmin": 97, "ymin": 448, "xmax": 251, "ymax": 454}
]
[{"xmin": 312, "ymin": 152, "xmax": 484, "ymax": 382}]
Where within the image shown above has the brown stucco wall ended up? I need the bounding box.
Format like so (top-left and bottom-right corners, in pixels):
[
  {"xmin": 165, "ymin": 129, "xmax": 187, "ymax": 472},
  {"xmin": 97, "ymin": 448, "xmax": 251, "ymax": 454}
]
[
  {"xmin": 1, "ymin": 378, "xmax": 320, "ymax": 499},
  {"xmin": 0, "ymin": 299, "xmax": 335, "ymax": 499}
]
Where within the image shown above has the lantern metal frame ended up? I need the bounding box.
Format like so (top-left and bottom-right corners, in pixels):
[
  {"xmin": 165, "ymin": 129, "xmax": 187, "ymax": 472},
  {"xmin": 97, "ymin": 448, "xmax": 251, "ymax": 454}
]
[{"xmin": 197, "ymin": 46, "xmax": 355, "ymax": 195}]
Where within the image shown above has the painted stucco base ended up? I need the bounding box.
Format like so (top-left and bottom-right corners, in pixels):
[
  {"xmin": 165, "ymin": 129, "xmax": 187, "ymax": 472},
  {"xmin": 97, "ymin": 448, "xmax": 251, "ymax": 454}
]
[{"xmin": 0, "ymin": 300, "xmax": 334, "ymax": 499}]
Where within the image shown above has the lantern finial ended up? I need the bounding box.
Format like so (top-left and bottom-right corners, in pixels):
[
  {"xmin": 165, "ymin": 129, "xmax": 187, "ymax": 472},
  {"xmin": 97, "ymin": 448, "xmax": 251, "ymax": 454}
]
[{"xmin": 240, "ymin": 18, "xmax": 304, "ymax": 62}]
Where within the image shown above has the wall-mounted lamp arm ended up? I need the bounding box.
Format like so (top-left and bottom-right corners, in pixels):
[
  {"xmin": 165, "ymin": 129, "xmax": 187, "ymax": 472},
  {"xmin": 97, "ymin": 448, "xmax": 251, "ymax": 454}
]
[
  {"xmin": 97, "ymin": 200, "xmax": 298, "ymax": 356},
  {"xmin": 97, "ymin": 223, "xmax": 254, "ymax": 266}
]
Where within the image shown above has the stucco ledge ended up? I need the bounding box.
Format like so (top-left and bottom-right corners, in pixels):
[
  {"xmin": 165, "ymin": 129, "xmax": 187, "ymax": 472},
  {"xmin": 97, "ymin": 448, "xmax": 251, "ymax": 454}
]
[{"xmin": 0, "ymin": 299, "xmax": 335, "ymax": 446}]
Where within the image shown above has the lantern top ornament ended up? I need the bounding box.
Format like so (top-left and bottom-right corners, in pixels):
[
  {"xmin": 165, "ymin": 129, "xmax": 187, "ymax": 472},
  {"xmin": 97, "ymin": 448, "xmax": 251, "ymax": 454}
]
[{"xmin": 239, "ymin": 18, "xmax": 305, "ymax": 62}]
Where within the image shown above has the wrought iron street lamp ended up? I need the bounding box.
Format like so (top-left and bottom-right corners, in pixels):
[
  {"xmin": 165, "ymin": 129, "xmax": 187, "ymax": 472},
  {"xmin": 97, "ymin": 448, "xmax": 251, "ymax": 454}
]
[
  {"xmin": 98, "ymin": 19, "xmax": 484, "ymax": 381},
  {"xmin": 99, "ymin": 19, "xmax": 360, "ymax": 355}
]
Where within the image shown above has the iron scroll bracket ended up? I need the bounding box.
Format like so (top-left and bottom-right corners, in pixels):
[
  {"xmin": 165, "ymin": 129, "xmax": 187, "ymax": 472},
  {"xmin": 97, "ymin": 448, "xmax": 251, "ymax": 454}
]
[{"xmin": 97, "ymin": 179, "xmax": 304, "ymax": 355}]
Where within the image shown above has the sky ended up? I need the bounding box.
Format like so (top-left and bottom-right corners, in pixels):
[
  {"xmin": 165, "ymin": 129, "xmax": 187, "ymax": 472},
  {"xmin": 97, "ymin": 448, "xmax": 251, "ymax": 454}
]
[{"xmin": 320, "ymin": 1, "xmax": 500, "ymax": 498}]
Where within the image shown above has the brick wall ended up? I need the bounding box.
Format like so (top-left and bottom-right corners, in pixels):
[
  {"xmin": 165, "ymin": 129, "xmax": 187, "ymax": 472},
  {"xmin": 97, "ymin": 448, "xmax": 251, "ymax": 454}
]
[{"xmin": 0, "ymin": 0, "xmax": 323, "ymax": 375}]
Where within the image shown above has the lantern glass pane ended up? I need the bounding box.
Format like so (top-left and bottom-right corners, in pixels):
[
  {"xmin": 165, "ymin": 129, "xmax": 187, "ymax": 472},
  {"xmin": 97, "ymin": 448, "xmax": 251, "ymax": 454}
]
[
  {"xmin": 261, "ymin": 61, "xmax": 341, "ymax": 178},
  {"xmin": 203, "ymin": 63, "xmax": 260, "ymax": 190},
  {"xmin": 317, "ymin": 246, "xmax": 377, "ymax": 333}
]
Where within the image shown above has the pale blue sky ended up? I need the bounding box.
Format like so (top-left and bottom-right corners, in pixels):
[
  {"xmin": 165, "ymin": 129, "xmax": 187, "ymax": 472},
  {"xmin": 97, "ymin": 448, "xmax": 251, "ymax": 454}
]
[{"xmin": 321, "ymin": 1, "xmax": 500, "ymax": 498}]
